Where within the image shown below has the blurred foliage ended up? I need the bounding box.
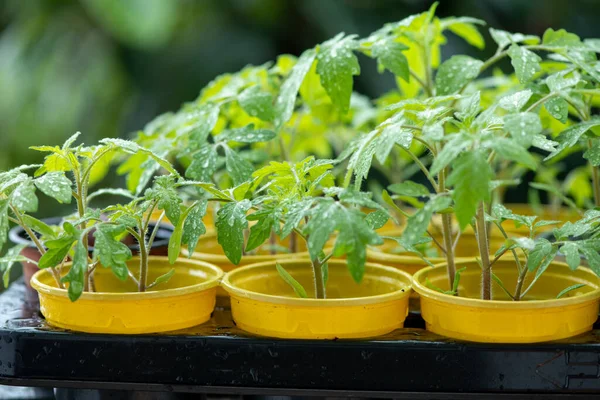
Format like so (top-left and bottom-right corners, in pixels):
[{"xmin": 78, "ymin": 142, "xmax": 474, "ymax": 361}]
[{"xmin": 1, "ymin": 0, "xmax": 599, "ymax": 213}]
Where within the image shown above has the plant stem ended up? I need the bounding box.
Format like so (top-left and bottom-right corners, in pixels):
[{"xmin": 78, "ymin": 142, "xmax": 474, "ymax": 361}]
[
  {"xmin": 138, "ymin": 221, "xmax": 148, "ymax": 292},
  {"xmin": 289, "ymin": 231, "xmax": 297, "ymax": 254},
  {"xmin": 405, "ymin": 148, "xmax": 439, "ymax": 191},
  {"xmin": 311, "ymin": 256, "xmax": 326, "ymax": 299},
  {"xmin": 269, "ymin": 231, "xmax": 277, "ymax": 255},
  {"xmin": 147, "ymin": 211, "xmax": 165, "ymax": 250},
  {"xmin": 589, "ymin": 139, "xmax": 600, "ymax": 207},
  {"xmin": 513, "ymin": 262, "xmax": 529, "ymax": 301},
  {"xmin": 437, "ymin": 170, "xmax": 456, "ymax": 289},
  {"xmin": 475, "ymin": 202, "xmax": 491, "ymax": 300},
  {"xmin": 409, "ymin": 69, "xmax": 432, "ymax": 96},
  {"xmin": 525, "ymin": 92, "xmax": 559, "ymax": 113},
  {"xmin": 10, "ymin": 205, "xmax": 64, "ymax": 288}
]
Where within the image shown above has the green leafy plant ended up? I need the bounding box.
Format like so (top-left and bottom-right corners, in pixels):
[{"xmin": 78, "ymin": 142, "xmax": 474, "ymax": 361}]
[
  {"xmin": 324, "ymin": 4, "xmax": 600, "ymax": 300},
  {"xmin": 0, "ymin": 134, "xmax": 203, "ymax": 301}
]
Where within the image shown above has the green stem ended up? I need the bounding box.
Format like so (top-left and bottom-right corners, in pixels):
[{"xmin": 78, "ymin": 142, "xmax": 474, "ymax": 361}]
[
  {"xmin": 589, "ymin": 139, "xmax": 600, "ymax": 208},
  {"xmin": 311, "ymin": 256, "xmax": 326, "ymax": 299},
  {"xmin": 404, "ymin": 148, "xmax": 439, "ymax": 191},
  {"xmin": 525, "ymin": 92, "xmax": 559, "ymax": 113},
  {"xmin": 475, "ymin": 202, "xmax": 491, "ymax": 300},
  {"xmin": 11, "ymin": 205, "xmax": 64, "ymax": 289},
  {"xmin": 438, "ymin": 170, "xmax": 456, "ymax": 289},
  {"xmin": 138, "ymin": 220, "xmax": 149, "ymax": 292},
  {"xmin": 513, "ymin": 261, "xmax": 529, "ymax": 301},
  {"xmin": 409, "ymin": 69, "xmax": 432, "ymax": 96}
]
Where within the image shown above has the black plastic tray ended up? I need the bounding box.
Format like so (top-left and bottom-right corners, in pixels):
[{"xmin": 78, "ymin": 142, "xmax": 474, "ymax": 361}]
[{"xmin": 2, "ymin": 278, "xmax": 600, "ymax": 398}]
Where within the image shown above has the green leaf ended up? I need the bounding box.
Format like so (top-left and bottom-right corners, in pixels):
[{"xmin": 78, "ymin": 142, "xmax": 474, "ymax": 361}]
[
  {"xmin": 401, "ymin": 196, "xmax": 452, "ymax": 246},
  {"xmin": 388, "ymin": 181, "xmax": 430, "ymax": 197},
  {"xmin": 20, "ymin": 215, "xmax": 56, "ymax": 239},
  {"xmin": 238, "ymin": 85, "xmax": 276, "ymax": 121},
  {"xmin": 275, "ymin": 49, "xmax": 316, "ymax": 129},
  {"xmin": 148, "ymin": 269, "xmax": 175, "ymax": 290},
  {"xmin": 442, "ymin": 17, "xmax": 485, "ymax": 49},
  {"xmin": 583, "ymin": 139, "xmax": 600, "ymax": 167},
  {"xmin": 87, "ymin": 188, "xmax": 135, "ymax": 203},
  {"xmin": 93, "ymin": 224, "xmax": 131, "ymax": 280},
  {"xmin": 579, "ymin": 243, "xmax": 600, "ymax": 277},
  {"xmin": 61, "ymin": 238, "xmax": 87, "ymax": 302},
  {"xmin": 186, "ymin": 146, "xmax": 218, "ymax": 182},
  {"xmin": 489, "ymin": 28, "xmax": 539, "ymax": 50},
  {"xmin": 430, "ymin": 133, "xmax": 472, "ymax": 176},
  {"xmin": 216, "ymin": 124, "xmax": 276, "ymax": 143},
  {"xmin": 101, "ymin": 138, "xmax": 179, "ymax": 177},
  {"xmin": 365, "ymin": 209, "xmax": 390, "ymax": 230},
  {"xmin": 34, "ymin": 172, "xmax": 72, "ymax": 204},
  {"xmin": 489, "ymin": 138, "xmax": 537, "ymax": 170},
  {"xmin": 0, "ymin": 200, "xmax": 8, "ymax": 251},
  {"xmin": 182, "ymin": 201, "xmax": 207, "ymax": 256},
  {"xmin": 556, "ymin": 283, "xmax": 586, "ymax": 299},
  {"xmin": 224, "ymin": 146, "xmax": 254, "ymax": 185},
  {"xmin": 1, "ymin": 245, "xmax": 27, "ymax": 288},
  {"xmin": 560, "ymin": 242, "xmax": 580, "ymax": 271},
  {"xmin": 371, "ymin": 38, "xmax": 409, "ymax": 82},
  {"xmin": 316, "ymin": 33, "xmax": 360, "ymax": 113},
  {"xmin": 180, "ymin": 103, "xmax": 220, "ymax": 148},
  {"xmin": 508, "ymin": 44, "xmax": 542, "ymax": 84},
  {"xmin": 168, "ymin": 205, "xmax": 196, "ymax": 264},
  {"xmin": 347, "ymin": 129, "xmax": 379, "ymax": 185},
  {"xmin": 545, "ymin": 119, "xmax": 600, "ymax": 161},
  {"xmin": 455, "ymin": 91, "xmax": 481, "ymax": 123},
  {"xmin": 145, "ymin": 176, "xmax": 182, "ymax": 225},
  {"xmin": 447, "ymin": 151, "xmax": 492, "ymax": 230},
  {"xmin": 246, "ymin": 210, "xmax": 278, "ymax": 253},
  {"xmin": 544, "ymin": 97, "xmax": 569, "ymax": 124},
  {"xmin": 435, "ymin": 55, "xmax": 483, "ymax": 95},
  {"xmin": 276, "ymin": 263, "xmax": 308, "ymax": 298},
  {"xmin": 542, "ymin": 28, "xmax": 581, "ymax": 48},
  {"xmin": 526, "ymin": 239, "xmax": 553, "ymax": 272},
  {"xmin": 503, "ymin": 112, "xmax": 542, "ymax": 148},
  {"xmin": 216, "ymin": 200, "xmax": 252, "ymax": 265},
  {"xmin": 498, "ymin": 89, "xmax": 533, "ymax": 113},
  {"xmin": 38, "ymin": 234, "xmax": 76, "ymax": 269},
  {"xmin": 328, "ymin": 205, "xmax": 382, "ymax": 283},
  {"xmin": 12, "ymin": 180, "xmax": 38, "ymax": 213}
]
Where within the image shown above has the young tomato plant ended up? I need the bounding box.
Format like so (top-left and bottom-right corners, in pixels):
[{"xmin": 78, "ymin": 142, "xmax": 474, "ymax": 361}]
[
  {"xmin": 187, "ymin": 157, "xmax": 384, "ymax": 299},
  {"xmin": 325, "ymin": 4, "xmax": 600, "ymax": 300}
]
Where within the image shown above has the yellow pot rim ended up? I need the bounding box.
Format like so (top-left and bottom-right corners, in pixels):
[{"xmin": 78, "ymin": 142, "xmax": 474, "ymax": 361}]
[
  {"xmin": 412, "ymin": 259, "xmax": 600, "ymax": 309},
  {"xmin": 184, "ymin": 249, "xmax": 311, "ymax": 264},
  {"xmin": 221, "ymin": 258, "xmax": 413, "ymax": 307},
  {"xmin": 31, "ymin": 256, "xmax": 224, "ymax": 301}
]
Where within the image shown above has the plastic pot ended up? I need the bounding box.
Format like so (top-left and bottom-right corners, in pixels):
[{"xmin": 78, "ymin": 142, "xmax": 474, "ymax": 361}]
[
  {"xmin": 412, "ymin": 258, "xmax": 600, "ymax": 343},
  {"xmin": 9, "ymin": 218, "xmax": 173, "ymax": 291},
  {"xmin": 31, "ymin": 256, "xmax": 223, "ymax": 334},
  {"xmin": 221, "ymin": 258, "xmax": 412, "ymax": 339}
]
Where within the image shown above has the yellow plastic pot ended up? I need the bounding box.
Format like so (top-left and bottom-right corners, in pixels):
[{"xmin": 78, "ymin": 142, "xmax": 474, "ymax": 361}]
[
  {"xmin": 413, "ymin": 258, "xmax": 600, "ymax": 343},
  {"xmin": 502, "ymin": 204, "xmax": 579, "ymax": 234},
  {"xmin": 31, "ymin": 256, "xmax": 223, "ymax": 334},
  {"xmin": 221, "ymin": 258, "xmax": 412, "ymax": 339}
]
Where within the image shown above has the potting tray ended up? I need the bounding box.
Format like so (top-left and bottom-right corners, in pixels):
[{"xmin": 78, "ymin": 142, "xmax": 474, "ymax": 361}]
[{"xmin": 2, "ymin": 279, "xmax": 600, "ymax": 399}]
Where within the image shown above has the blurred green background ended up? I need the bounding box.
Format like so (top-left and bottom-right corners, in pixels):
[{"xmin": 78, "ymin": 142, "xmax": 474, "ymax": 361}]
[{"xmin": 1, "ymin": 0, "xmax": 598, "ymax": 191}]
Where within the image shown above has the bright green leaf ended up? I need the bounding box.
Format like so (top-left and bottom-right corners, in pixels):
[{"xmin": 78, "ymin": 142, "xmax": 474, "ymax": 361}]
[{"xmin": 435, "ymin": 55, "xmax": 483, "ymax": 95}]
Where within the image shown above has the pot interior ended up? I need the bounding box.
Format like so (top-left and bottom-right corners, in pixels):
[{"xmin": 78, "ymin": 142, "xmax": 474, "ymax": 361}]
[
  {"xmin": 424, "ymin": 259, "xmax": 600, "ymax": 301},
  {"xmin": 228, "ymin": 261, "xmax": 407, "ymax": 299},
  {"xmin": 196, "ymin": 234, "xmax": 309, "ymax": 256},
  {"xmin": 36, "ymin": 259, "xmax": 218, "ymax": 294}
]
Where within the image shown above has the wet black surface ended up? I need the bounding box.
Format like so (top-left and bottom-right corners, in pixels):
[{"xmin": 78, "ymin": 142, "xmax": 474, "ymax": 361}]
[{"xmin": 2, "ymin": 279, "xmax": 600, "ymax": 397}]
